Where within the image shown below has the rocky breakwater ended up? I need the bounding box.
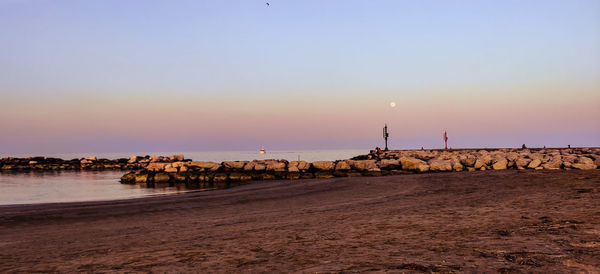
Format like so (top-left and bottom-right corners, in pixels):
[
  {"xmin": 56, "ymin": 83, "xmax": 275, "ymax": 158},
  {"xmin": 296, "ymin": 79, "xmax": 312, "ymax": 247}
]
[
  {"xmin": 358, "ymin": 147, "xmax": 600, "ymax": 172},
  {"xmin": 0, "ymin": 154, "xmax": 187, "ymax": 171},
  {"xmin": 121, "ymin": 148, "xmax": 600, "ymax": 187},
  {"xmin": 120, "ymin": 158, "xmax": 389, "ymax": 187}
]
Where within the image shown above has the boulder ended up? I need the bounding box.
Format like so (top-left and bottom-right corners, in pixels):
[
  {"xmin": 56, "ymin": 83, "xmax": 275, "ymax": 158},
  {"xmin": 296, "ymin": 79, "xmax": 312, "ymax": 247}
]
[
  {"xmin": 335, "ymin": 161, "xmax": 351, "ymax": 171},
  {"xmin": 378, "ymin": 159, "xmax": 400, "ymax": 169},
  {"xmin": 474, "ymin": 159, "xmax": 486, "ymax": 169},
  {"xmin": 164, "ymin": 164, "xmax": 178, "ymax": 173},
  {"xmin": 399, "ymin": 157, "xmax": 429, "ymax": 172},
  {"xmin": 350, "ymin": 160, "xmax": 378, "ymax": 171},
  {"xmin": 172, "ymin": 162, "xmax": 185, "ymax": 168},
  {"xmin": 128, "ymin": 156, "xmax": 138, "ymax": 164},
  {"xmin": 492, "ymin": 158, "xmax": 508, "ymax": 170},
  {"xmin": 312, "ymin": 161, "xmax": 335, "ymax": 171},
  {"xmin": 428, "ymin": 159, "xmax": 452, "ymax": 171},
  {"xmin": 529, "ymin": 153, "xmax": 543, "ymax": 160},
  {"xmin": 541, "ymin": 156, "xmax": 562, "ymax": 170},
  {"xmin": 146, "ymin": 162, "xmax": 168, "ymax": 172},
  {"xmin": 460, "ymin": 155, "xmax": 476, "ymax": 167},
  {"xmin": 477, "ymin": 154, "xmax": 493, "ymax": 165},
  {"xmin": 243, "ymin": 162, "xmax": 255, "ymax": 171},
  {"xmin": 288, "ymin": 166, "xmax": 300, "ymax": 173},
  {"xmin": 149, "ymin": 156, "xmax": 162, "ymax": 162},
  {"xmin": 120, "ymin": 172, "xmax": 136, "ymax": 184},
  {"xmin": 266, "ymin": 162, "xmax": 286, "ymax": 171},
  {"xmin": 186, "ymin": 161, "xmax": 220, "ymax": 170},
  {"xmin": 290, "ymin": 161, "xmax": 311, "ymax": 170},
  {"xmin": 169, "ymin": 154, "xmax": 184, "ymax": 161},
  {"xmin": 80, "ymin": 159, "xmax": 93, "ymax": 164},
  {"xmin": 527, "ymin": 159, "xmax": 542, "ymax": 169},
  {"xmin": 254, "ymin": 163, "xmax": 266, "ymax": 171},
  {"xmin": 572, "ymin": 157, "xmax": 597, "ymax": 170},
  {"xmin": 506, "ymin": 152, "xmax": 519, "ymax": 162},
  {"xmin": 452, "ymin": 161, "xmax": 464, "ymax": 172},
  {"xmin": 85, "ymin": 156, "xmax": 97, "ymax": 161},
  {"xmin": 223, "ymin": 161, "xmax": 246, "ymax": 169},
  {"xmin": 515, "ymin": 158, "xmax": 530, "ymax": 168},
  {"xmin": 134, "ymin": 173, "xmax": 148, "ymax": 184}
]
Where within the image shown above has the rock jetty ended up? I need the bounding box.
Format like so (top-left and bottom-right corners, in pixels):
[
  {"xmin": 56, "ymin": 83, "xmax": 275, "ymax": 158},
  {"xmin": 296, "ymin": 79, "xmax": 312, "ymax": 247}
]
[
  {"xmin": 0, "ymin": 154, "xmax": 187, "ymax": 171},
  {"xmin": 120, "ymin": 147, "xmax": 600, "ymax": 186}
]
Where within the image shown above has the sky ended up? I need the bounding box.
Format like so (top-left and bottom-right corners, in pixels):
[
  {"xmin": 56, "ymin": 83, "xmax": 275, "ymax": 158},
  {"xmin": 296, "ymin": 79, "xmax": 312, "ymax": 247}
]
[{"xmin": 1, "ymin": 0, "xmax": 599, "ymax": 155}]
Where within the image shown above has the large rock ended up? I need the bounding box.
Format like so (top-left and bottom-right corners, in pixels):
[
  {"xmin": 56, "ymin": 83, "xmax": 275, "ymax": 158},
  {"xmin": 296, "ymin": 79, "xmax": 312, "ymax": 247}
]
[
  {"xmin": 186, "ymin": 161, "xmax": 220, "ymax": 170},
  {"xmin": 169, "ymin": 154, "xmax": 184, "ymax": 161},
  {"xmin": 474, "ymin": 159, "xmax": 486, "ymax": 169},
  {"xmin": 335, "ymin": 161, "xmax": 351, "ymax": 171},
  {"xmin": 172, "ymin": 162, "xmax": 185, "ymax": 168},
  {"xmin": 571, "ymin": 157, "xmax": 597, "ymax": 170},
  {"xmin": 460, "ymin": 155, "xmax": 476, "ymax": 167},
  {"xmin": 164, "ymin": 164, "xmax": 178, "ymax": 173},
  {"xmin": 128, "ymin": 156, "xmax": 139, "ymax": 164},
  {"xmin": 146, "ymin": 162, "xmax": 168, "ymax": 172},
  {"xmin": 541, "ymin": 156, "xmax": 562, "ymax": 170},
  {"xmin": 290, "ymin": 161, "xmax": 311, "ymax": 170},
  {"xmin": 452, "ymin": 161, "xmax": 464, "ymax": 171},
  {"xmin": 399, "ymin": 157, "xmax": 429, "ymax": 172},
  {"xmin": 120, "ymin": 172, "xmax": 136, "ymax": 183},
  {"xmin": 527, "ymin": 159, "xmax": 542, "ymax": 169},
  {"xmin": 492, "ymin": 158, "xmax": 508, "ymax": 170},
  {"xmin": 428, "ymin": 159, "xmax": 452, "ymax": 171},
  {"xmin": 223, "ymin": 161, "xmax": 246, "ymax": 169},
  {"xmin": 134, "ymin": 173, "xmax": 148, "ymax": 184},
  {"xmin": 350, "ymin": 160, "xmax": 378, "ymax": 171},
  {"xmin": 476, "ymin": 154, "xmax": 493, "ymax": 165},
  {"xmin": 312, "ymin": 161, "xmax": 335, "ymax": 171},
  {"xmin": 243, "ymin": 162, "xmax": 255, "ymax": 171},
  {"xmin": 506, "ymin": 152, "xmax": 519, "ymax": 162},
  {"xmin": 515, "ymin": 158, "xmax": 531, "ymax": 169},
  {"xmin": 378, "ymin": 159, "xmax": 400, "ymax": 169},
  {"xmin": 149, "ymin": 156, "xmax": 162, "ymax": 162},
  {"xmin": 266, "ymin": 162, "xmax": 286, "ymax": 171},
  {"xmin": 85, "ymin": 156, "xmax": 97, "ymax": 161}
]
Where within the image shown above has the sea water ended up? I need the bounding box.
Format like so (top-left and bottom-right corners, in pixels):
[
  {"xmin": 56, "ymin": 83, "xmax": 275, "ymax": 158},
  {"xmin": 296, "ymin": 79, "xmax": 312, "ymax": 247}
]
[{"xmin": 0, "ymin": 149, "xmax": 369, "ymax": 205}]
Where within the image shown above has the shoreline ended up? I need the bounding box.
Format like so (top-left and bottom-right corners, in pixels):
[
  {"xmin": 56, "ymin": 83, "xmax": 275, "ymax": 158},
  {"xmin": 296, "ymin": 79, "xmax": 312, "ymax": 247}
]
[{"xmin": 1, "ymin": 169, "xmax": 599, "ymax": 272}]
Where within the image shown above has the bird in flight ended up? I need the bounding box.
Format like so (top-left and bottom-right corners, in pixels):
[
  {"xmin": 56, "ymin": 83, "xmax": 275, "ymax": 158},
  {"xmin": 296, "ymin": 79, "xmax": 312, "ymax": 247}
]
[{"xmin": 266, "ymin": 2, "xmax": 270, "ymax": 7}]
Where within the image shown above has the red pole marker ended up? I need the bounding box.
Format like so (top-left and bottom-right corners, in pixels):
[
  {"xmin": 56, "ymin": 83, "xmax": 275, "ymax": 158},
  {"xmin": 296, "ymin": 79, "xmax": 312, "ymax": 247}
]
[{"xmin": 444, "ymin": 131, "xmax": 448, "ymax": 150}]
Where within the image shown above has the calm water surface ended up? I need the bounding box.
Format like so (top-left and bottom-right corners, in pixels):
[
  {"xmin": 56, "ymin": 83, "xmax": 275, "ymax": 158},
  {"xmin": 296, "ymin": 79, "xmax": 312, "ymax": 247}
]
[
  {"xmin": 0, "ymin": 149, "xmax": 369, "ymax": 205},
  {"xmin": 0, "ymin": 171, "xmax": 191, "ymax": 205}
]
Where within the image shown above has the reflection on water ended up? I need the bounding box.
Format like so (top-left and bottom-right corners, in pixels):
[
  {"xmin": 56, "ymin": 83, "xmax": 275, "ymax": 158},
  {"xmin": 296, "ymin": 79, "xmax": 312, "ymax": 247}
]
[{"xmin": 0, "ymin": 171, "xmax": 196, "ymax": 205}]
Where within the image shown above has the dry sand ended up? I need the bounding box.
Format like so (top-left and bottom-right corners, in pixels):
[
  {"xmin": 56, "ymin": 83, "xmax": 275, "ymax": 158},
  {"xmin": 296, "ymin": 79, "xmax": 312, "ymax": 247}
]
[{"xmin": 1, "ymin": 170, "xmax": 599, "ymax": 272}]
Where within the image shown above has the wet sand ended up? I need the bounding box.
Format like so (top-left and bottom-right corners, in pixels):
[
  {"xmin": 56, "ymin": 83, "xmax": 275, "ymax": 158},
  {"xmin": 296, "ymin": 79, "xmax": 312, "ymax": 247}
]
[{"xmin": 1, "ymin": 170, "xmax": 599, "ymax": 272}]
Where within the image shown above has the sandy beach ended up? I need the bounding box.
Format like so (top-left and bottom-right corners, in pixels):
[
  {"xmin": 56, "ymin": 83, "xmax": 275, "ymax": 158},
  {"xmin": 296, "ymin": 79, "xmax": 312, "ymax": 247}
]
[{"xmin": 1, "ymin": 169, "xmax": 599, "ymax": 272}]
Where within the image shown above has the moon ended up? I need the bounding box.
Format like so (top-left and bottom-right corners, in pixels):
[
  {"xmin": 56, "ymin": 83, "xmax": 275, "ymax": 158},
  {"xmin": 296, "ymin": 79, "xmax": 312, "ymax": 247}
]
[{"xmin": 390, "ymin": 102, "xmax": 396, "ymax": 108}]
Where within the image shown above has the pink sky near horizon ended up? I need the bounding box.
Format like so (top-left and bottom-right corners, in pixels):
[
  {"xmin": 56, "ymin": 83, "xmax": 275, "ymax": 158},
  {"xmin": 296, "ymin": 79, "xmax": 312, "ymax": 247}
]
[{"xmin": 0, "ymin": 0, "xmax": 599, "ymax": 154}]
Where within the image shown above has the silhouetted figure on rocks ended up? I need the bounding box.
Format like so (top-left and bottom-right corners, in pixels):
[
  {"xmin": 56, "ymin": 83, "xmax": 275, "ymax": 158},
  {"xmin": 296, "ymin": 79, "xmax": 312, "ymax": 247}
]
[{"xmin": 522, "ymin": 144, "xmax": 527, "ymax": 149}]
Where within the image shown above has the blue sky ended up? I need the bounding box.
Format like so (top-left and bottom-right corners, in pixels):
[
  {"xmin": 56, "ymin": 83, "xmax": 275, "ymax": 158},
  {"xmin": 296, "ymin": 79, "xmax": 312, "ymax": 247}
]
[{"xmin": 1, "ymin": 0, "xmax": 599, "ymax": 154}]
